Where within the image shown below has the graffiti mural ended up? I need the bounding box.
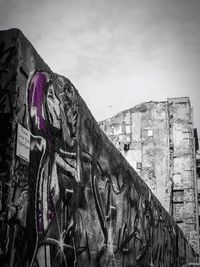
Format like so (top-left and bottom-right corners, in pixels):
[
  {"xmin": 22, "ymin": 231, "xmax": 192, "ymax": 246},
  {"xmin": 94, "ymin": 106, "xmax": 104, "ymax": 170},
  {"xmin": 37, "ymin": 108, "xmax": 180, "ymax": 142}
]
[
  {"xmin": 0, "ymin": 29, "xmax": 199, "ymax": 267},
  {"xmin": 28, "ymin": 71, "xmax": 80, "ymax": 267}
]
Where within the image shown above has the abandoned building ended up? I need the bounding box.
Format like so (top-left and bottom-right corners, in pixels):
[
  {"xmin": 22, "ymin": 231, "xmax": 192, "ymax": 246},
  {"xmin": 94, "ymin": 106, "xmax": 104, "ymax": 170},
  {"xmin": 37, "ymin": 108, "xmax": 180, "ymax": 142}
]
[
  {"xmin": 0, "ymin": 28, "xmax": 199, "ymax": 266},
  {"xmin": 99, "ymin": 98, "xmax": 200, "ymax": 253}
]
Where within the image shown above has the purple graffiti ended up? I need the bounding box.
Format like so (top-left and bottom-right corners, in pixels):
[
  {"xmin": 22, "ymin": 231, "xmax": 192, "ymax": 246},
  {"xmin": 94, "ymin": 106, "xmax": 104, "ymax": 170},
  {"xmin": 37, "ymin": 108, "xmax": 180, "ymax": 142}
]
[{"xmin": 28, "ymin": 72, "xmax": 47, "ymax": 131}]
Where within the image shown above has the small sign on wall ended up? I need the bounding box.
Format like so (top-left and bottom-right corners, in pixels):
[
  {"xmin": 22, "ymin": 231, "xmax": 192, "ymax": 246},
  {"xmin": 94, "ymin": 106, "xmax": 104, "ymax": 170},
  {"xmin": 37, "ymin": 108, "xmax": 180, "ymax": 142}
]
[{"xmin": 16, "ymin": 124, "xmax": 30, "ymax": 162}]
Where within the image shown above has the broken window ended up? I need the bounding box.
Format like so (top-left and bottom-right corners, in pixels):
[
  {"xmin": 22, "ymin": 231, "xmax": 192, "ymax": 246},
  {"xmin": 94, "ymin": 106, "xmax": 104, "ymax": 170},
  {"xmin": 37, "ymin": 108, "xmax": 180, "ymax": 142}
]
[{"xmin": 124, "ymin": 143, "xmax": 129, "ymax": 152}]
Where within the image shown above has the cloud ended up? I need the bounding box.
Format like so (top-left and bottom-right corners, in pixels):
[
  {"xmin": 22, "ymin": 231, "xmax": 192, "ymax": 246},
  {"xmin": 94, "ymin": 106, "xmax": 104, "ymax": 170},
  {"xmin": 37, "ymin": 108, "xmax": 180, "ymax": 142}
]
[{"xmin": 0, "ymin": 0, "xmax": 200, "ymax": 129}]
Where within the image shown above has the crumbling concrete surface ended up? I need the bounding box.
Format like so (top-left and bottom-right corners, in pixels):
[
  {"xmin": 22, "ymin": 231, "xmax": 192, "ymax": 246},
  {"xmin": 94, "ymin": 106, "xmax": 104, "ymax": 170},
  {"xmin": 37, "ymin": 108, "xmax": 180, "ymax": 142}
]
[
  {"xmin": 0, "ymin": 29, "xmax": 199, "ymax": 266},
  {"xmin": 99, "ymin": 98, "xmax": 199, "ymax": 253}
]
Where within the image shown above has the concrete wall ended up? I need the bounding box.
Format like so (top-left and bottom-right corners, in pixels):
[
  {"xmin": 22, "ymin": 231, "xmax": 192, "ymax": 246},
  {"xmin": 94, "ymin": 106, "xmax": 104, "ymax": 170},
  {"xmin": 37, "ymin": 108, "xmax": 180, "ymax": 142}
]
[
  {"xmin": 168, "ymin": 98, "xmax": 199, "ymax": 252},
  {"xmin": 99, "ymin": 98, "xmax": 199, "ymax": 253},
  {"xmin": 0, "ymin": 29, "xmax": 198, "ymax": 267},
  {"xmin": 99, "ymin": 102, "xmax": 171, "ymax": 211}
]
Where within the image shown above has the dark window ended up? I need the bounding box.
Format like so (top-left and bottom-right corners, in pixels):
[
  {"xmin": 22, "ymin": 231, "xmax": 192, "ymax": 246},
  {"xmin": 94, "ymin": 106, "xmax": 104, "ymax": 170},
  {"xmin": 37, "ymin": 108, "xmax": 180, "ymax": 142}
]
[{"xmin": 124, "ymin": 143, "xmax": 129, "ymax": 152}]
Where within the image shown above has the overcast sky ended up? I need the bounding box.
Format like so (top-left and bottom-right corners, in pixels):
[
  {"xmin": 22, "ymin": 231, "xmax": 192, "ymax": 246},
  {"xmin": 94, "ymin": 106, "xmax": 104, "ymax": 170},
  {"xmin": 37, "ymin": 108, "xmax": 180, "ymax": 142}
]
[{"xmin": 0, "ymin": 0, "xmax": 200, "ymax": 131}]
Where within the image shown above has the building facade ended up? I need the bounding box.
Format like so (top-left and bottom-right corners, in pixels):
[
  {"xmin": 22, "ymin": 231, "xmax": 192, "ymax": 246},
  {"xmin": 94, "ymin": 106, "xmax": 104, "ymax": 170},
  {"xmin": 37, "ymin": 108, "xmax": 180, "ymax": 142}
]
[{"xmin": 99, "ymin": 97, "xmax": 199, "ymax": 252}]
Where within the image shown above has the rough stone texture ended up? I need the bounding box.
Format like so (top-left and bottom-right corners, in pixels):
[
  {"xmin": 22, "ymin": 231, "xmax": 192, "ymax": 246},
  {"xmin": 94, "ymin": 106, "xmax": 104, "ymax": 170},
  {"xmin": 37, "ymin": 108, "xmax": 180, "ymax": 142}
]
[
  {"xmin": 99, "ymin": 102, "xmax": 171, "ymax": 211},
  {"xmin": 99, "ymin": 98, "xmax": 199, "ymax": 253},
  {"xmin": 0, "ymin": 29, "xmax": 199, "ymax": 266},
  {"xmin": 169, "ymin": 98, "xmax": 199, "ymax": 253}
]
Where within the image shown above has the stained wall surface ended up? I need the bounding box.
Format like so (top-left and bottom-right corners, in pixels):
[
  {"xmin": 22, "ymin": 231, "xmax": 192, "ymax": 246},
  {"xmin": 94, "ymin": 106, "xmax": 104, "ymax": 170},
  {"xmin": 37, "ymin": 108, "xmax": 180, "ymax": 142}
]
[
  {"xmin": 99, "ymin": 102, "xmax": 171, "ymax": 211},
  {"xmin": 99, "ymin": 99, "xmax": 199, "ymax": 253},
  {"xmin": 0, "ymin": 29, "xmax": 199, "ymax": 267}
]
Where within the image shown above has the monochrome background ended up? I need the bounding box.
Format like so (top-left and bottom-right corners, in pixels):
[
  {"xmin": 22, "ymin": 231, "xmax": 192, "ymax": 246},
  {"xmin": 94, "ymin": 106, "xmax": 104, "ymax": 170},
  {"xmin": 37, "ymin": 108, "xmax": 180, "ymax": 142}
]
[{"xmin": 0, "ymin": 0, "xmax": 200, "ymax": 130}]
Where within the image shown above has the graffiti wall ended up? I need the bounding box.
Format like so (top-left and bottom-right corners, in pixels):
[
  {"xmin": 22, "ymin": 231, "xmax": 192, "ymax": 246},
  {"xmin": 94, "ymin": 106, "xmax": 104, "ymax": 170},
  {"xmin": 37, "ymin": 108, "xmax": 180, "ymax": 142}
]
[{"xmin": 0, "ymin": 29, "xmax": 198, "ymax": 267}]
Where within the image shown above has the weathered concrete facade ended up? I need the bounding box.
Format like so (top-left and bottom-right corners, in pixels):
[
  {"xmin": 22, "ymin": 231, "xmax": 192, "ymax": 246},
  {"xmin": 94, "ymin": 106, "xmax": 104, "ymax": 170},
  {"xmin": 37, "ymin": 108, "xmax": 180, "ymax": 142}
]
[
  {"xmin": 99, "ymin": 99, "xmax": 199, "ymax": 252},
  {"xmin": 0, "ymin": 29, "xmax": 199, "ymax": 266}
]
